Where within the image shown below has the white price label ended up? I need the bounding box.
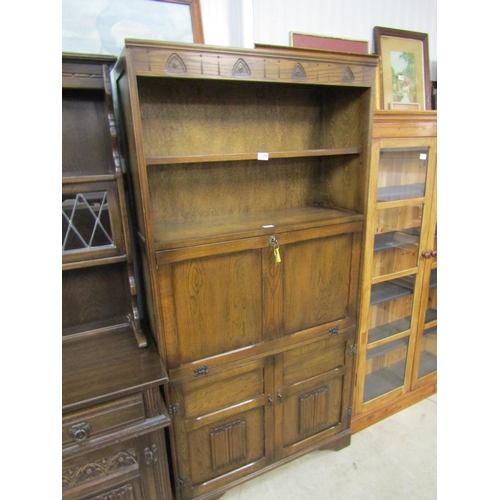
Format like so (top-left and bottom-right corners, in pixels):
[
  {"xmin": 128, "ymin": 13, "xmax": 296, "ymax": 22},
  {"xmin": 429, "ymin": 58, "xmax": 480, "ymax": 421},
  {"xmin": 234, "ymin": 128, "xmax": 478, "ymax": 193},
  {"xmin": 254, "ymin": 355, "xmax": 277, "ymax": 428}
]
[
  {"xmin": 262, "ymin": 224, "xmax": 274, "ymax": 228},
  {"xmin": 420, "ymin": 153, "xmax": 427, "ymax": 160},
  {"xmin": 258, "ymin": 152, "xmax": 269, "ymax": 161}
]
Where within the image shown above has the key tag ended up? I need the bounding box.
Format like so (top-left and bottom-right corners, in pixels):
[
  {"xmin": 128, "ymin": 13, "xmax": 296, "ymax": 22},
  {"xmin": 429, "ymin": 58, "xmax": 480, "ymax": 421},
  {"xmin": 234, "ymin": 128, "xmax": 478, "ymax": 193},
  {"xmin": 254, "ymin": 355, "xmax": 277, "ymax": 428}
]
[{"xmin": 273, "ymin": 247, "xmax": 281, "ymax": 264}]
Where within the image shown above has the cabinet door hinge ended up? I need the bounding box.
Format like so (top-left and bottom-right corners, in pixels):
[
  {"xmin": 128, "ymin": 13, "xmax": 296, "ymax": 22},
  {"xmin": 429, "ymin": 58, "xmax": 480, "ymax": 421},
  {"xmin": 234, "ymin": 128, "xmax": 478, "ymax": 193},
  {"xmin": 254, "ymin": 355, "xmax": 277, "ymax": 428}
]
[
  {"xmin": 144, "ymin": 444, "xmax": 158, "ymax": 466},
  {"xmin": 345, "ymin": 407, "xmax": 352, "ymax": 417},
  {"xmin": 168, "ymin": 403, "xmax": 181, "ymax": 416},
  {"xmin": 349, "ymin": 344, "xmax": 357, "ymax": 356},
  {"xmin": 176, "ymin": 477, "xmax": 188, "ymax": 489}
]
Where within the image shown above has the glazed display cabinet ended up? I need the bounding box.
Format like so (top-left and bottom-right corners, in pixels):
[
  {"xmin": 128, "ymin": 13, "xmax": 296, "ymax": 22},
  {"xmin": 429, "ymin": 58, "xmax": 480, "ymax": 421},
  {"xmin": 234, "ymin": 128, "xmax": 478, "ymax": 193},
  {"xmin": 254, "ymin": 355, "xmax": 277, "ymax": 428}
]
[
  {"xmin": 114, "ymin": 40, "xmax": 378, "ymax": 500},
  {"xmin": 352, "ymin": 111, "xmax": 437, "ymax": 432}
]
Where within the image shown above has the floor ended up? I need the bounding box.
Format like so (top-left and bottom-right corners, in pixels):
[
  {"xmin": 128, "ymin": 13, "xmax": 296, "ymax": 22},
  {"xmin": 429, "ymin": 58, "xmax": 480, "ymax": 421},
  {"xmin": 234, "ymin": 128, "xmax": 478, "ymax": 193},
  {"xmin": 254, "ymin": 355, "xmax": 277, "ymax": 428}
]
[{"xmin": 223, "ymin": 395, "xmax": 437, "ymax": 500}]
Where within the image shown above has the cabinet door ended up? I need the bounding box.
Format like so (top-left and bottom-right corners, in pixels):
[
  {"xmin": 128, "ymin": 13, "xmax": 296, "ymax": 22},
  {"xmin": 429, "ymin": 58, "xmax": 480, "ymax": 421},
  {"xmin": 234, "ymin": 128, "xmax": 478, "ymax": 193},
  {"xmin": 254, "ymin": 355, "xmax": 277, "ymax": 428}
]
[
  {"xmin": 356, "ymin": 137, "xmax": 437, "ymax": 412},
  {"xmin": 158, "ymin": 222, "xmax": 362, "ymax": 368},
  {"xmin": 169, "ymin": 359, "xmax": 274, "ymax": 500},
  {"xmin": 274, "ymin": 332, "xmax": 355, "ymax": 460},
  {"xmin": 157, "ymin": 245, "xmax": 266, "ymax": 367},
  {"xmin": 277, "ymin": 222, "xmax": 363, "ymax": 337},
  {"xmin": 412, "ymin": 172, "xmax": 437, "ymax": 389}
]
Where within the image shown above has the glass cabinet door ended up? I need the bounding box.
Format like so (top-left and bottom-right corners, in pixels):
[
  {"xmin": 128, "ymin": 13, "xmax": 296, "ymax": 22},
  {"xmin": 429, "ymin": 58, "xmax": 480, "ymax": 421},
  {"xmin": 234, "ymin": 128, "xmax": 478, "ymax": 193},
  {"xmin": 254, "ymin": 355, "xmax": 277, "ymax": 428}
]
[
  {"xmin": 413, "ymin": 172, "xmax": 437, "ymax": 387},
  {"xmin": 360, "ymin": 139, "xmax": 437, "ymax": 407}
]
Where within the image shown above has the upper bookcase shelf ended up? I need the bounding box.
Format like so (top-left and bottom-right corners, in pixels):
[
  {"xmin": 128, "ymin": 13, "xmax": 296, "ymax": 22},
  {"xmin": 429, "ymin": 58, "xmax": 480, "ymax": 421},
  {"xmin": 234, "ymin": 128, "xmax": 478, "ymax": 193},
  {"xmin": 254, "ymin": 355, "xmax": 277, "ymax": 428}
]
[
  {"xmin": 146, "ymin": 147, "xmax": 362, "ymax": 166},
  {"xmin": 114, "ymin": 41, "xmax": 378, "ymax": 252}
]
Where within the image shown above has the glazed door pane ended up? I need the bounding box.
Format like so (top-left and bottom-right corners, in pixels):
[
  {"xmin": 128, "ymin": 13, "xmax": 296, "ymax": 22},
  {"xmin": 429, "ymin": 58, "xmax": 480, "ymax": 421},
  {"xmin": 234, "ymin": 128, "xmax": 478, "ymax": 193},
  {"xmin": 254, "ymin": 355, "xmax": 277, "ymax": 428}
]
[
  {"xmin": 372, "ymin": 204, "xmax": 423, "ymax": 278},
  {"xmin": 417, "ymin": 268, "xmax": 437, "ymax": 379},
  {"xmin": 368, "ymin": 276, "xmax": 415, "ymax": 344},
  {"xmin": 364, "ymin": 336, "xmax": 409, "ymax": 402},
  {"xmin": 377, "ymin": 147, "xmax": 429, "ymax": 202}
]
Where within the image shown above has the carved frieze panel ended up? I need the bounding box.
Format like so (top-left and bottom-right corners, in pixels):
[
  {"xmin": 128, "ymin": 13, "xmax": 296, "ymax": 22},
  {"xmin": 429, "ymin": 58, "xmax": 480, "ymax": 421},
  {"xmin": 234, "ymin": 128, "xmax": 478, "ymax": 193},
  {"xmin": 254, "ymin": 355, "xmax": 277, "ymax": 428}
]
[
  {"xmin": 62, "ymin": 448, "xmax": 138, "ymax": 490},
  {"xmin": 90, "ymin": 483, "xmax": 135, "ymax": 500},
  {"xmin": 165, "ymin": 53, "xmax": 187, "ymax": 74},
  {"xmin": 232, "ymin": 58, "xmax": 251, "ymax": 78}
]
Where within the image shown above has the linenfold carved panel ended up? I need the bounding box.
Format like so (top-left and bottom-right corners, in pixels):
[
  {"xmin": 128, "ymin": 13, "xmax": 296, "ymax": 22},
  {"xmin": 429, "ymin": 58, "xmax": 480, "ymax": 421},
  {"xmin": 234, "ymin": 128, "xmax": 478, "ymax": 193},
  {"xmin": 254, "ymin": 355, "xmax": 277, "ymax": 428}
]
[
  {"xmin": 210, "ymin": 419, "xmax": 247, "ymax": 470},
  {"xmin": 299, "ymin": 387, "xmax": 328, "ymax": 434}
]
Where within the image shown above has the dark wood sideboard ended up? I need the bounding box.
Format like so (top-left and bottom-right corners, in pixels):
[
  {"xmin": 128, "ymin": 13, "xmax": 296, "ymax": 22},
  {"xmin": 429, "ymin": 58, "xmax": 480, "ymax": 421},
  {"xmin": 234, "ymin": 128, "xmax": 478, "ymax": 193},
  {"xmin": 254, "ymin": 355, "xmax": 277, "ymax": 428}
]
[{"xmin": 62, "ymin": 53, "xmax": 172, "ymax": 500}]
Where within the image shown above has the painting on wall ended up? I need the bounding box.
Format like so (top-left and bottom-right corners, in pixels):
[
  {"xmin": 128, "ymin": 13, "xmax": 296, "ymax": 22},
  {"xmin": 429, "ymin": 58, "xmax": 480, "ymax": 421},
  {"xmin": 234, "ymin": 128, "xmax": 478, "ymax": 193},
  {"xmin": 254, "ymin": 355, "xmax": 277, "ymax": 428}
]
[
  {"xmin": 62, "ymin": 0, "xmax": 203, "ymax": 56},
  {"xmin": 374, "ymin": 27, "xmax": 431, "ymax": 111}
]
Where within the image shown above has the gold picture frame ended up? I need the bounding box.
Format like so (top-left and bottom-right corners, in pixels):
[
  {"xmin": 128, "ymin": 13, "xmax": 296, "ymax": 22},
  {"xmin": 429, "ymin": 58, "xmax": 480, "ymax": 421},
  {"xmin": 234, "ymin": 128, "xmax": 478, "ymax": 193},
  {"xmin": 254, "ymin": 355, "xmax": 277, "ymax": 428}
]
[{"xmin": 374, "ymin": 27, "xmax": 431, "ymax": 111}]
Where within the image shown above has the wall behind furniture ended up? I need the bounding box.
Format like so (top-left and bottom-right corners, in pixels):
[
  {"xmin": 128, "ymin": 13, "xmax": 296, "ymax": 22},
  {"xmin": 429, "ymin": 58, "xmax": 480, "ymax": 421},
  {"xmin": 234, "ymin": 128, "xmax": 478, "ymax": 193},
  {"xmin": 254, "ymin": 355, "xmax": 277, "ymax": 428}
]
[
  {"xmin": 201, "ymin": 0, "xmax": 437, "ymax": 80},
  {"xmin": 62, "ymin": 0, "xmax": 436, "ymax": 80}
]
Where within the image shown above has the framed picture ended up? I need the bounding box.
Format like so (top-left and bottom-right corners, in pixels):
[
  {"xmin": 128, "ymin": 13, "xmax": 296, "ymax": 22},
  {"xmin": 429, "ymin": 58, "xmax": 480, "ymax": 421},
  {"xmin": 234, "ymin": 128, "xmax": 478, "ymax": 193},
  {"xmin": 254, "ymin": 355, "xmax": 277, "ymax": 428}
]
[
  {"xmin": 62, "ymin": 0, "xmax": 204, "ymax": 56},
  {"xmin": 290, "ymin": 32, "xmax": 368, "ymax": 54},
  {"xmin": 373, "ymin": 27, "xmax": 431, "ymax": 111}
]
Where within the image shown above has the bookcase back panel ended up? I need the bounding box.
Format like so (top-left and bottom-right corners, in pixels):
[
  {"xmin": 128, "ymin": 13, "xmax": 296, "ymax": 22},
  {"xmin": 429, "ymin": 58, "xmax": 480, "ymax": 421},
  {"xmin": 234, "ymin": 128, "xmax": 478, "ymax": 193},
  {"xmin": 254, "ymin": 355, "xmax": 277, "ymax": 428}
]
[
  {"xmin": 62, "ymin": 89, "xmax": 115, "ymax": 175},
  {"xmin": 62, "ymin": 263, "xmax": 131, "ymax": 334},
  {"xmin": 137, "ymin": 78, "xmax": 367, "ymax": 156},
  {"xmin": 148, "ymin": 158, "xmax": 320, "ymax": 223}
]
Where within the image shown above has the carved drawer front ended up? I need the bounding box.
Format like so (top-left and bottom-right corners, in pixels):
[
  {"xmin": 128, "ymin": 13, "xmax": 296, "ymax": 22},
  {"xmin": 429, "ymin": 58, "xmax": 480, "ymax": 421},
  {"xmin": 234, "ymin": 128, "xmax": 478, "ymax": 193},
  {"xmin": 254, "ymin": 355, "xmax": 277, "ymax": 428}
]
[
  {"xmin": 63, "ymin": 394, "xmax": 146, "ymax": 448},
  {"xmin": 170, "ymin": 359, "xmax": 273, "ymax": 497},
  {"xmin": 62, "ymin": 435, "xmax": 148, "ymax": 500}
]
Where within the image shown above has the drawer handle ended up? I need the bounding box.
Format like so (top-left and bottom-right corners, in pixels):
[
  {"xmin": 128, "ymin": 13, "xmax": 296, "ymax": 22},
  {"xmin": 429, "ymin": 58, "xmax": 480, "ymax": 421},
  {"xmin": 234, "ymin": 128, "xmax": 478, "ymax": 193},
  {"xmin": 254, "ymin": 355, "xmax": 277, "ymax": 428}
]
[
  {"xmin": 328, "ymin": 326, "xmax": 339, "ymax": 336},
  {"xmin": 69, "ymin": 422, "xmax": 91, "ymax": 442},
  {"xmin": 194, "ymin": 365, "xmax": 209, "ymax": 376}
]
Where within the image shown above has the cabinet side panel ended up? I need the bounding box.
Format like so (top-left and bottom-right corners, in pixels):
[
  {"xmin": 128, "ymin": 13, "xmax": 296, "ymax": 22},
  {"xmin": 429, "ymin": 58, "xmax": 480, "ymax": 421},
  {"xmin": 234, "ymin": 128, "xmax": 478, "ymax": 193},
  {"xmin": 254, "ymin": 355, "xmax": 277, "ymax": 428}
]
[{"xmin": 116, "ymin": 68, "xmax": 147, "ymax": 239}]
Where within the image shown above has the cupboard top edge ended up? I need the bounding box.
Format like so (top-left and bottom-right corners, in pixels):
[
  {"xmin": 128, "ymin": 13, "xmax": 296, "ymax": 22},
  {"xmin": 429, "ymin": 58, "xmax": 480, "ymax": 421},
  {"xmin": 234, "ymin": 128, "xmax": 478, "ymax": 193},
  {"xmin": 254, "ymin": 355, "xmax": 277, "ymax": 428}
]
[
  {"xmin": 122, "ymin": 39, "xmax": 380, "ymax": 65},
  {"xmin": 117, "ymin": 39, "xmax": 378, "ymax": 87}
]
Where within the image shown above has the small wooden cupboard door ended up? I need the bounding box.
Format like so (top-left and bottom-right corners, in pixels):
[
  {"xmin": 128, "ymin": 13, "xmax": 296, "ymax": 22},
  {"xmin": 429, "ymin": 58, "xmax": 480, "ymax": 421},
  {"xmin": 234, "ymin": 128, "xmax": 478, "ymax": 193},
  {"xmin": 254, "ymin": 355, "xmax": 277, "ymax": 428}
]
[
  {"xmin": 157, "ymin": 245, "xmax": 266, "ymax": 368},
  {"xmin": 169, "ymin": 359, "xmax": 274, "ymax": 500},
  {"xmin": 274, "ymin": 332, "xmax": 355, "ymax": 460},
  {"xmin": 280, "ymin": 224, "xmax": 362, "ymax": 336}
]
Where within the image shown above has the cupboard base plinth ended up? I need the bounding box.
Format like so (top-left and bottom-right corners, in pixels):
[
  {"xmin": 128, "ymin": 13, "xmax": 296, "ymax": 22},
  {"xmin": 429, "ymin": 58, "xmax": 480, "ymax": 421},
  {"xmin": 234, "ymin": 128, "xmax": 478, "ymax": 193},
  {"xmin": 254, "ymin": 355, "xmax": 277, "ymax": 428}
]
[{"xmin": 351, "ymin": 382, "xmax": 436, "ymax": 434}]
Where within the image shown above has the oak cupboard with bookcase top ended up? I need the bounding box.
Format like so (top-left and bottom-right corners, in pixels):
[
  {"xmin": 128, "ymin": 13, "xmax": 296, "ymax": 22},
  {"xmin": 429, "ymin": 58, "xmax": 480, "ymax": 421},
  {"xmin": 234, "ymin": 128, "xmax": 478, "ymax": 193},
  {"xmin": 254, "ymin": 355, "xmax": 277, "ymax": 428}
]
[
  {"xmin": 114, "ymin": 40, "xmax": 378, "ymax": 500},
  {"xmin": 62, "ymin": 53, "xmax": 172, "ymax": 500},
  {"xmin": 352, "ymin": 111, "xmax": 437, "ymax": 432}
]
